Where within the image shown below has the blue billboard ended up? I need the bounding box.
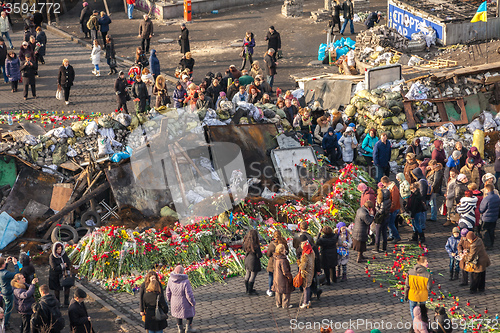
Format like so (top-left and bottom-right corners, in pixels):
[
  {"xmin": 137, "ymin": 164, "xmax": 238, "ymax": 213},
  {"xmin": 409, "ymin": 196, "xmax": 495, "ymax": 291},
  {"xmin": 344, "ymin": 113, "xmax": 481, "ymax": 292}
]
[{"xmin": 388, "ymin": 3, "xmax": 444, "ymax": 42}]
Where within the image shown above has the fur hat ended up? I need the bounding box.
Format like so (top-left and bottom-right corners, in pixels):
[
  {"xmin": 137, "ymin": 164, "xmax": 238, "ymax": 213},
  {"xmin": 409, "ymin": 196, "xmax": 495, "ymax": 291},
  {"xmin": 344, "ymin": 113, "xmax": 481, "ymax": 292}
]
[
  {"xmin": 482, "ymin": 173, "xmax": 496, "ymax": 184},
  {"xmin": 466, "ymin": 231, "xmax": 477, "ymax": 241}
]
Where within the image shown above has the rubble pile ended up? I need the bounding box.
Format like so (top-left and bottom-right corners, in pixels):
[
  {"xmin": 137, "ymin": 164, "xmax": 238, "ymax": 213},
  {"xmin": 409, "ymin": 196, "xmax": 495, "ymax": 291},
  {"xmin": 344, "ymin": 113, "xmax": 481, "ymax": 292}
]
[
  {"xmin": 282, "ymin": 0, "xmax": 303, "ymax": 17},
  {"xmin": 356, "ymin": 26, "xmax": 409, "ymax": 52}
]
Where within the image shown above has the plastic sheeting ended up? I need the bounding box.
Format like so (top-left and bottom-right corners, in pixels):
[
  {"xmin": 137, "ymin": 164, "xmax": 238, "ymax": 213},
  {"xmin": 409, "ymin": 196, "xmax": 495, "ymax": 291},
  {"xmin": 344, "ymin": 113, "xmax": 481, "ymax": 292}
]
[
  {"xmin": 304, "ymin": 79, "xmax": 353, "ymax": 110},
  {"xmin": 0, "ymin": 212, "xmax": 28, "ymax": 250}
]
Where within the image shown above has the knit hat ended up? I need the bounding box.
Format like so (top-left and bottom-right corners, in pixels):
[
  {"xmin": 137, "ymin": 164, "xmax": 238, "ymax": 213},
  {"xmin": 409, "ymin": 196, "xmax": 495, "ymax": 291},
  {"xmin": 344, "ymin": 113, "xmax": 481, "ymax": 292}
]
[
  {"xmin": 83, "ymin": 2, "xmax": 88, "ymax": 6},
  {"xmin": 452, "ymin": 227, "xmax": 460, "ymax": 234},
  {"xmin": 219, "ymin": 91, "xmax": 226, "ymax": 97},
  {"xmin": 345, "ymin": 126, "xmax": 354, "ymax": 132},
  {"xmin": 434, "ymin": 140, "xmax": 443, "ymax": 148},
  {"xmin": 457, "ymin": 174, "xmax": 467, "ymax": 182},
  {"xmin": 377, "ymin": 182, "xmax": 385, "ymax": 189},
  {"xmin": 461, "ymin": 228, "xmax": 469, "ymax": 237},
  {"xmin": 482, "ymin": 173, "xmax": 496, "ymax": 184},
  {"xmin": 74, "ymin": 288, "xmax": 87, "ymax": 299},
  {"xmin": 452, "ymin": 150, "xmax": 461, "ymax": 159},
  {"xmin": 466, "ymin": 231, "xmax": 477, "ymax": 241},
  {"xmin": 118, "ymin": 71, "xmax": 124, "ymax": 76},
  {"xmin": 357, "ymin": 183, "xmax": 367, "ymax": 192}
]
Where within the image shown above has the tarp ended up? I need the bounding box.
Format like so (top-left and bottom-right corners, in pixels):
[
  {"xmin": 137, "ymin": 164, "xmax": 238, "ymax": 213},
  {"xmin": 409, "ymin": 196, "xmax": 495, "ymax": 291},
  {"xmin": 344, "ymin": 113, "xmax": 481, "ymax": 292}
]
[
  {"xmin": 303, "ymin": 79, "xmax": 353, "ymax": 110},
  {"xmin": 0, "ymin": 157, "xmax": 17, "ymax": 188},
  {"xmin": 0, "ymin": 212, "xmax": 28, "ymax": 250}
]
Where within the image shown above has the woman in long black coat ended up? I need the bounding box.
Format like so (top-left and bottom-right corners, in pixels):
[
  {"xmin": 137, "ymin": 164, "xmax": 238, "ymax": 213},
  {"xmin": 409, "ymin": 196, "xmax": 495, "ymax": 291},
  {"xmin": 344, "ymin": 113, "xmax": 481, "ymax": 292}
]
[
  {"xmin": 115, "ymin": 71, "xmax": 129, "ymax": 114},
  {"xmin": 58, "ymin": 59, "xmax": 75, "ymax": 105},
  {"xmin": 49, "ymin": 242, "xmax": 72, "ymax": 307},
  {"xmin": 35, "ymin": 27, "xmax": 46, "ymax": 65},
  {"xmin": 68, "ymin": 288, "xmax": 93, "ymax": 333},
  {"xmin": 142, "ymin": 280, "xmax": 169, "ymax": 332},
  {"xmin": 316, "ymin": 226, "xmax": 338, "ymax": 285},
  {"xmin": 352, "ymin": 201, "xmax": 375, "ymax": 263},
  {"xmin": 243, "ymin": 229, "xmax": 262, "ymax": 295},
  {"xmin": 179, "ymin": 23, "xmax": 190, "ymax": 54}
]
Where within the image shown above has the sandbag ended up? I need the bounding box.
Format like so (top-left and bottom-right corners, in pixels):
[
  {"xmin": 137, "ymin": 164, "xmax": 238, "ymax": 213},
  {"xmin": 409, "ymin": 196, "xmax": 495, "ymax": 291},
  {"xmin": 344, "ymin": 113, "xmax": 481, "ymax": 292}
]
[
  {"xmin": 71, "ymin": 121, "xmax": 87, "ymax": 137},
  {"xmin": 415, "ymin": 128, "xmax": 435, "ymax": 138},
  {"xmin": 392, "ymin": 126, "xmax": 404, "ymax": 139},
  {"xmin": 345, "ymin": 104, "xmax": 357, "ymax": 117},
  {"xmin": 97, "ymin": 137, "xmax": 114, "ymax": 157},
  {"xmin": 383, "ymin": 92, "xmax": 402, "ymax": 100},
  {"xmin": 52, "ymin": 144, "xmax": 68, "ymax": 165},
  {"xmin": 370, "ymin": 88, "xmax": 384, "ymax": 96},
  {"xmin": 85, "ymin": 121, "xmax": 98, "ymax": 136},
  {"xmin": 137, "ymin": 113, "xmax": 148, "ymax": 125},
  {"xmin": 160, "ymin": 206, "xmax": 179, "ymax": 219},
  {"xmin": 472, "ymin": 129, "xmax": 484, "ymax": 158},
  {"xmin": 357, "ymin": 90, "xmax": 372, "ymax": 100},
  {"xmin": 375, "ymin": 107, "xmax": 392, "ymax": 118},
  {"xmin": 390, "ymin": 148, "xmax": 399, "ymax": 161},
  {"xmin": 350, "ymin": 95, "xmax": 362, "ymax": 105},
  {"xmin": 381, "ymin": 117, "xmax": 395, "ymax": 126},
  {"xmin": 128, "ymin": 115, "xmax": 139, "ymax": 132},
  {"xmin": 370, "ymin": 95, "xmax": 385, "ymax": 106}
]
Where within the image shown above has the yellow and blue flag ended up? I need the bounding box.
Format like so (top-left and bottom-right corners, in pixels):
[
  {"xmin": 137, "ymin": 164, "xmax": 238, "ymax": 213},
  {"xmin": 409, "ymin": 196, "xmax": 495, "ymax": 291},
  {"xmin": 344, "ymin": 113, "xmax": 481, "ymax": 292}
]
[{"xmin": 471, "ymin": 1, "xmax": 487, "ymax": 23}]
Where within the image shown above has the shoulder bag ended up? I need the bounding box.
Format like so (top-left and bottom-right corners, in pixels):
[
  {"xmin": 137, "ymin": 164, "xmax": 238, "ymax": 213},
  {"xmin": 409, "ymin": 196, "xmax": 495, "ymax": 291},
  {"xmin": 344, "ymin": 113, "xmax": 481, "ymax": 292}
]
[
  {"xmin": 155, "ymin": 294, "xmax": 168, "ymax": 321},
  {"xmin": 293, "ymin": 270, "xmax": 303, "ymax": 288}
]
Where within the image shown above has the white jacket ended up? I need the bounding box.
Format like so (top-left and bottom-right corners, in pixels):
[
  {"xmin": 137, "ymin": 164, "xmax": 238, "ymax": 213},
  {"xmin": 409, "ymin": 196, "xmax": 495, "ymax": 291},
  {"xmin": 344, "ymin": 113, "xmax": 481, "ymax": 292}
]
[
  {"xmin": 91, "ymin": 45, "xmax": 101, "ymax": 65},
  {"xmin": 0, "ymin": 16, "xmax": 10, "ymax": 33}
]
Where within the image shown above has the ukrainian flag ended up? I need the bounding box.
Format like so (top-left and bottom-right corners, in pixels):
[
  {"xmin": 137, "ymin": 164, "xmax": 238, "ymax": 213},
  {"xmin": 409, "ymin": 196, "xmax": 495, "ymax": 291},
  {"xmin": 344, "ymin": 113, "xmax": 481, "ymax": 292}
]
[{"xmin": 471, "ymin": 1, "xmax": 487, "ymax": 22}]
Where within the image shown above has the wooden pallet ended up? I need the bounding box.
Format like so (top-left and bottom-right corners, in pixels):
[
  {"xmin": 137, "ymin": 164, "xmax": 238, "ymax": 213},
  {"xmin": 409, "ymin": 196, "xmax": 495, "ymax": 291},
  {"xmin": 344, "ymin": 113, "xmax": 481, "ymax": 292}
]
[
  {"xmin": 420, "ymin": 59, "xmax": 458, "ymax": 69},
  {"xmin": 1, "ymin": 129, "xmax": 29, "ymax": 142}
]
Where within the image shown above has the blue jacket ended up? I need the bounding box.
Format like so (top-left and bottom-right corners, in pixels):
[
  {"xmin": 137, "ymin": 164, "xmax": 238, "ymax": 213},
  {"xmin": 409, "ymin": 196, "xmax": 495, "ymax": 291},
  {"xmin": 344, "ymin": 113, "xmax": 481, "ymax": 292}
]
[
  {"xmin": 98, "ymin": 15, "xmax": 112, "ymax": 32},
  {"xmin": 446, "ymin": 156, "xmax": 460, "ymax": 169},
  {"xmin": 361, "ymin": 134, "xmax": 379, "ymax": 157},
  {"xmin": 5, "ymin": 57, "xmax": 21, "ymax": 82},
  {"xmin": 14, "ymin": 283, "xmax": 36, "ymax": 314},
  {"xmin": 479, "ymin": 191, "xmax": 500, "ymax": 223},
  {"xmin": 445, "ymin": 235, "xmax": 460, "ymax": 257},
  {"xmin": 173, "ymin": 87, "xmax": 187, "ymax": 108},
  {"xmin": 0, "ymin": 264, "xmax": 17, "ymax": 296},
  {"xmin": 373, "ymin": 140, "xmax": 391, "ymax": 167},
  {"xmin": 322, "ymin": 127, "xmax": 340, "ymax": 153},
  {"xmin": 149, "ymin": 49, "xmax": 160, "ymax": 76}
]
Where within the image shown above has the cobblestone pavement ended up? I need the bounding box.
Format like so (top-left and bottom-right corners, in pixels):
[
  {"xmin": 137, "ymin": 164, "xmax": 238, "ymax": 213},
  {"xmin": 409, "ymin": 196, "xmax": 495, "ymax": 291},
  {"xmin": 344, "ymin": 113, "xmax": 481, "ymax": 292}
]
[
  {"xmin": 0, "ymin": 28, "xmax": 130, "ymax": 115},
  {"xmin": 81, "ymin": 197, "xmax": 500, "ymax": 333}
]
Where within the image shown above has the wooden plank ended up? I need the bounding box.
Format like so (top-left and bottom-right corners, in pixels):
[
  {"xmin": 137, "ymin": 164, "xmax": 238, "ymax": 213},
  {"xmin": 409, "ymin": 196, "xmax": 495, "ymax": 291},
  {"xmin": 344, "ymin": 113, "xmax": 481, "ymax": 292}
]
[
  {"xmin": 50, "ymin": 183, "xmax": 74, "ymax": 211},
  {"xmin": 404, "ymin": 98, "xmax": 468, "ymax": 128},
  {"xmin": 174, "ymin": 142, "xmax": 211, "ymax": 186},
  {"xmin": 404, "ymin": 101, "xmax": 416, "ymax": 128},
  {"xmin": 432, "ymin": 61, "xmax": 500, "ymax": 81},
  {"xmin": 485, "ymin": 75, "xmax": 500, "ymax": 84},
  {"xmin": 59, "ymin": 161, "xmax": 80, "ymax": 172},
  {"xmin": 20, "ymin": 123, "xmax": 46, "ymax": 136},
  {"xmin": 2, "ymin": 129, "xmax": 29, "ymax": 142}
]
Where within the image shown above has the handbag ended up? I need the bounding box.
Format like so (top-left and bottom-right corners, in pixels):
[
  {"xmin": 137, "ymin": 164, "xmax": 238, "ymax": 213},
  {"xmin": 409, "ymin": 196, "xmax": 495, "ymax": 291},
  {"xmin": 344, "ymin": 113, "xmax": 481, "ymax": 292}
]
[
  {"xmin": 439, "ymin": 203, "xmax": 447, "ymax": 216},
  {"xmin": 154, "ymin": 294, "xmax": 168, "ymax": 321},
  {"xmin": 56, "ymin": 88, "xmax": 63, "ymax": 101},
  {"xmin": 109, "ymin": 58, "xmax": 117, "ymax": 68},
  {"xmin": 125, "ymin": 91, "xmax": 131, "ymax": 101},
  {"xmin": 292, "ymin": 270, "xmax": 303, "ymax": 288},
  {"xmin": 61, "ymin": 272, "xmax": 75, "ymax": 288},
  {"xmin": 277, "ymin": 49, "xmax": 283, "ymax": 59},
  {"xmin": 239, "ymin": 48, "xmax": 245, "ymax": 58},
  {"xmin": 465, "ymin": 255, "xmax": 478, "ymax": 272}
]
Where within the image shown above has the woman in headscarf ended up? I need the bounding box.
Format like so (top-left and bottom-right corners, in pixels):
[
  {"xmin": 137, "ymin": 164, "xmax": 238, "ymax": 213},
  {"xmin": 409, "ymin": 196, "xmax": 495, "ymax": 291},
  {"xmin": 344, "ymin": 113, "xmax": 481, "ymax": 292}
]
[
  {"xmin": 406, "ymin": 138, "xmax": 423, "ymax": 161},
  {"xmin": 467, "ymin": 146, "xmax": 484, "ymax": 184},
  {"xmin": 431, "ymin": 139, "xmax": 447, "ymax": 168},
  {"xmin": 464, "ymin": 231, "xmax": 491, "ymax": 294},
  {"xmin": 298, "ymin": 237, "xmax": 315, "ymax": 309},
  {"xmin": 166, "ymin": 265, "xmax": 196, "ymax": 333}
]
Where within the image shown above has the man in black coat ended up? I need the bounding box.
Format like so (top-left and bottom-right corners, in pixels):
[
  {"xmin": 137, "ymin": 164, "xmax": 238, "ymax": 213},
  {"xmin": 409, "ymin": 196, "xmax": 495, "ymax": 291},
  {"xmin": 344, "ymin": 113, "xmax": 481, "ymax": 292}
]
[
  {"xmin": 138, "ymin": 14, "xmax": 153, "ymax": 53},
  {"xmin": 265, "ymin": 26, "xmax": 281, "ymax": 62},
  {"xmin": 263, "ymin": 48, "xmax": 277, "ymax": 89},
  {"xmin": 131, "ymin": 74, "xmax": 148, "ymax": 113},
  {"xmin": 115, "ymin": 71, "xmax": 129, "ymax": 114},
  {"xmin": 79, "ymin": 2, "xmax": 92, "ymax": 39},
  {"xmin": 20, "ymin": 54, "xmax": 36, "ymax": 100},
  {"xmin": 31, "ymin": 285, "xmax": 65, "ymax": 333},
  {"xmin": 340, "ymin": 0, "xmax": 354, "ymax": 35},
  {"xmin": 68, "ymin": 288, "xmax": 92, "ymax": 333},
  {"xmin": 0, "ymin": 37, "xmax": 7, "ymax": 83},
  {"xmin": 179, "ymin": 23, "xmax": 190, "ymax": 54},
  {"xmin": 57, "ymin": 59, "xmax": 75, "ymax": 105}
]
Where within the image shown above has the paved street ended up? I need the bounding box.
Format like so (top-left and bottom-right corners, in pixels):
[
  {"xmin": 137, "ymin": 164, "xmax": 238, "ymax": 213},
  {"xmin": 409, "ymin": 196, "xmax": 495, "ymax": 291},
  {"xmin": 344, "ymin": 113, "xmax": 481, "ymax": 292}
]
[
  {"xmin": 0, "ymin": 28, "xmax": 129, "ymax": 116},
  {"xmin": 82, "ymin": 200, "xmax": 500, "ymax": 333}
]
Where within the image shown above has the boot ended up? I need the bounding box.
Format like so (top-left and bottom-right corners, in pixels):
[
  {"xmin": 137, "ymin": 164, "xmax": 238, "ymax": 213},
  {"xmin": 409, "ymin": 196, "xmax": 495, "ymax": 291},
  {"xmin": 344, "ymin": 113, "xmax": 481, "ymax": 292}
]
[
  {"xmin": 382, "ymin": 241, "xmax": 387, "ymax": 252},
  {"xmin": 368, "ymin": 234, "xmax": 375, "ymax": 246},
  {"xmin": 248, "ymin": 281, "xmax": 258, "ymax": 295},
  {"xmin": 357, "ymin": 252, "xmax": 366, "ymax": 263},
  {"xmin": 449, "ymin": 271, "xmax": 454, "ymax": 281},
  {"xmin": 341, "ymin": 272, "xmax": 347, "ymax": 282},
  {"xmin": 185, "ymin": 324, "xmax": 197, "ymax": 333},
  {"xmin": 372, "ymin": 244, "xmax": 380, "ymax": 253},
  {"xmin": 244, "ymin": 280, "xmax": 249, "ymax": 294},
  {"xmin": 453, "ymin": 271, "xmax": 459, "ymax": 281},
  {"xmin": 337, "ymin": 266, "xmax": 341, "ymax": 281},
  {"xmin": 63, "ymin": 289, "xmax": 70, "ymax": 308},
  {"xmin": 419, "ymin": 232, "xmax": 426, "ymax": 243},
  {"xmin": 177, "ymin": 324, "xmax": 183, "ymax": 333},
  {"xmin": 108, "ymin": 70, "xmax": 113, "ymax": 75},
  {"xmin": 331, "ymin": 268, "xmax": 337, "ymax": 283},
  {"xmin": 409, "ymin": 232, "xmax": 418, "ymax": 242}
]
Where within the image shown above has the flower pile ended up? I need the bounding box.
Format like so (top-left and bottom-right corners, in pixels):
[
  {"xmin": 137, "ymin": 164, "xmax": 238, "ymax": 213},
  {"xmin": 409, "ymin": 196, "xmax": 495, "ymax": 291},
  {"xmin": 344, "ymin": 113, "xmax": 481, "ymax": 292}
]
[{"xmin": 67, "ymin": 164, "xmax": 373, "ymax": 293}]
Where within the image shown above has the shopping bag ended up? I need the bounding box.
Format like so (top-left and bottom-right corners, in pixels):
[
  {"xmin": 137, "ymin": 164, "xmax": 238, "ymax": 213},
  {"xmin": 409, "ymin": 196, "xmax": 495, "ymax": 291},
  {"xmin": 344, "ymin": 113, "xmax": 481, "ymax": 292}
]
[
  {"xmin": 56, "ymin": 88, "xmax": 63, "ymax": 101},
  {"xmin": 439, "ymin": 203, "xmax": 447, "ymax": 216}
]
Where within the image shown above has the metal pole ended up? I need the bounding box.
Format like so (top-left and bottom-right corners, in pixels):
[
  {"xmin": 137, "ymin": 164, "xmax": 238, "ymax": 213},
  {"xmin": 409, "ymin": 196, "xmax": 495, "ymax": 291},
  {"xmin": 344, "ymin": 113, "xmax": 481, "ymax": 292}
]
[{"xmin": 103, "ymin": 0, "xmax": 110, "ymax": 16}]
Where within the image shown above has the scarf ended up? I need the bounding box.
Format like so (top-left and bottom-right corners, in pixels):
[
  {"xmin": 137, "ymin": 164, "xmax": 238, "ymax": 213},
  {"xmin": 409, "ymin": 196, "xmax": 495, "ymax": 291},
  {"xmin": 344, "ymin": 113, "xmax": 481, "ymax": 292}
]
[{"xmin": 302, "ymin": 241, "xmax": 313, "ymax": 255}]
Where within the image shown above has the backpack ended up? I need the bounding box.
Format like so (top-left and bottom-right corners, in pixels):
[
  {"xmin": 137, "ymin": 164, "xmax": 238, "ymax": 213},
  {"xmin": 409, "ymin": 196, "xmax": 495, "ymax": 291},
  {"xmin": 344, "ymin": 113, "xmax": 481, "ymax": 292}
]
[
  {"xmin": 40, "ymin": 300, "xmax": 65, "ymax": 331},
  {"xmin": 420, "ymin": 178, "xmax": 432, "ymax": 200}
]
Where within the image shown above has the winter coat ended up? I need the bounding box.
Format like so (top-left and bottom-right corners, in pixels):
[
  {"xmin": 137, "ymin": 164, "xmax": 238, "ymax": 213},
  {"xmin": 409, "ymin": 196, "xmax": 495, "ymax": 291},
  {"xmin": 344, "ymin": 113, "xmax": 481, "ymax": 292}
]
[
  {"xmin": 412, "ymin": 168, "xmax": 430, "ymax": 200},
  {"xmin": 206, "ymin": 83, "xmax": 222, "ymax": 101},
  {"xmin": 239, "ymin": 74, "xmax": 254, "ymax": 87},
  {"xmin": 142, "ymin": 291, "xmax": 168, "ymax": 331},
  {"xmin": 131, "ymin": 81, "xmax": 148, "ymax": 100},
  {"xmin": 265, "ymin": 30, "xmax": 281, "ymax": 51},
  {"xmin": 271, "ymin": 254, "xmax": 293, "ymax": 294},
  {"xmin": 464, "ymin": 237, "xmax": 491, "ymax": 273},
  {"xmin": 292, "ymin": 231, "xmax": 320, "ymax": 273},
  {"xmin": 316, "ymin": 233, "xmax": 338, "ymax": 269},
  {"xmin": 68, "ymin": 300, "xmax": 92, "ymax": 333},
  {"xmin": 460, "ymin": 164, "xmax": 479, "ymax": 187},
  {"xmin": 0, "ymin": 44, "xmax": 6, "ymax": 65},
  {"xmin": 141, "ymin": 73, "xmax": 154, "ymax": 96},
  {"xmin": 361, "ymin": 134, "xmax": 378, "ymax": 157},
  {"xmin": 373, "ymin": 140, "xmax": 391, "ymax": 167},
  {"xmin": 404, "ymin": 264, "xmax": 431, "ymax": 303},
  {"xmin": 87, "ymin": 15, "xmax": 99, "ymax": 31},
  {"xmin": 166, "ymin": 273, "xmax": 195, "ymax": 319},
  {"xmin": 179, "ymin": 57, "xmax": 195, "ymax": 72},
  {"xmin": 446, "ymin": 156, "xmax": 460, "ymax": 169},
  {"xmin": 445, "ymin": 178, "xmax": 457, "ymax": 210},
  {"xmin": 35, "ymin": 31, "xmax": 47, "ymax": 56},
  {"xmin": 105, "ymin": 40, "xmax": 115, "ymax": 60},
  {"xmin": 299, "ymin": 251, "xmax": 315, "ymax": 288},
  {"xmin": 456, "ymin": 196, "xmax": 477, "ymax": 230},
  {"xmin": 49, "ymin": 242, "xmax": 71, "ymax": 291},
  {"xmin": 79, "ymin": 6, "xmax": 92, "ymax": 26},
  {"xmin": 13, "ymin": 283, "xmax": 36, "ymax": 314},
  {"xmin": 495, "ymin": 141, "xmax": 500, "ymax": 172},
  {"xmin": 139, "ymin": 18, "xmax": 153, "ymax": 39},
  {"xmin": 360, "ymin": 187, "xmax": 376, "ymax": 209},
  {"xmin": 434, "ymin": 313, "xmax": 453, "ymax": 333},
  {"xmin": 338, "ymin": 134, "xmax": 357, "ymax": 163},
  {"xmin": 19, "ymin": 45, "xmax": 33, "ymax": 62},
  {"xmin": 427, "ymin": 164, "xmax": 444, "ymax": 193},
  {"xmin": 31, "ymin": 294, "xmax": 63, "ymax": 333},
  {"xmin": 127, "ymin": 0, "xmax": 136, "ymax": 4},
  {"xmin": 479, "ymin": 191, "xmax": 500, "ymax": 223},
  {"xmin": 98, "ymin": 15, "xmax": 111, "ymax": 33},
  {"xmin": 244, "ymin": 246, "xmax": 262, "ymax": 272},
  {"xmin": 58, "ymin": 65, "xmax": 75, "ymax": 88},
  {"xmin": 404, "ymin": 160, "xmax": 420, "ymax": 183},
  {"xmin": 376, "ymin": 188, "xmax": 392, "ymax": 216},
  {"xmin": 149, "ymin": 50, "xmax": 160, "ymax": 76},
  {"xmin": 232, "ymin": 91, "xmax": 248, "ymax": 105},
  {"xmin": 243, "ymin": 36, "xmax": 255, "ymax": 55},
  {"xmin": 115, "ymin": 77, "xmax": 128, "ymax": 104},
  {"xmin": 20, "ymin": 60, "xmax": 36, "ymax": 85},
  {"xmin": 458, "ymin": 237, "xmax": 471, "ymax": 270},
  {"xmin": 407, "ymin": 190, "xmax": 426, "ymax": 218},
  {"xmin": 266, "ymin": 241, "xmax": 288, "ymax": 273},
  {"xmin": 454, "ymin": 180, "xmax": 468, "ymax": 205},
  {"xmin": 413, "ymin": 306, "xmax": 430, "ymax": 333},
  {"xmin": 322, "ymin": 128, "xmax": 340, "ymax": 154},
  {"xmin": 179, "ymin": 27, "xmax": 190, "ymax": 54},
  {"xmin": 314, "ymin": 123, "xmax": 331, "ymax": 144},
  {"xmin": 445, "ymin": 235, "xmax": 460, "ymax": 258},
  {"xmin": 432, "ymin": 148, "xmax": 447, "ymax": 167},
  {"xmin": 153, "ymin": 84, "xmax": 169, "ymax": 108},
  {"xmin": 342, "ymin": 0, "xmax": 354, "ymax": 19},
  {"xmin": 472, "ymin": 190, "xmax": 483, "ymax": 227},
  {"xmin": 284, "ymin": 105, "xmax": 298, "ymax": 125},
  {"xmin": 173, "ymin": 87, "xmax": 187, "ymax": 108},
  {"xmin": 364, "ymin": 12, "xmax": 380, "ymax": 28},
  {"xmin": 352, "ymin": 206, "xmax": 374, "ymax": 242},
  {"xmin": 91, "ymin": 45, "xmax": 101, "ymax": 65},
  {"xmin": 20, "ymin": 253, "xmax": 35, "ymax": 284},
  {"xmin": 0, "ymin": 15, "xmax": 10, "ymax": 32},
  {"xmin": 337, "ymin": 230, "xmax": 352, "ymax": 265},
  {"xmin": 386, "ymin": 182, "xmax": 401, "ymax": 212},
  {"xmin": 5, "ymin": 57, "xmax": 21, "ymax": 82},
  {"xmin": 226, "ymin": 83, "xmax": 239, "ymax": 101},
  {"xmin": 264, "ymin": 53, "xmax": 276, "ymax": 76}
]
